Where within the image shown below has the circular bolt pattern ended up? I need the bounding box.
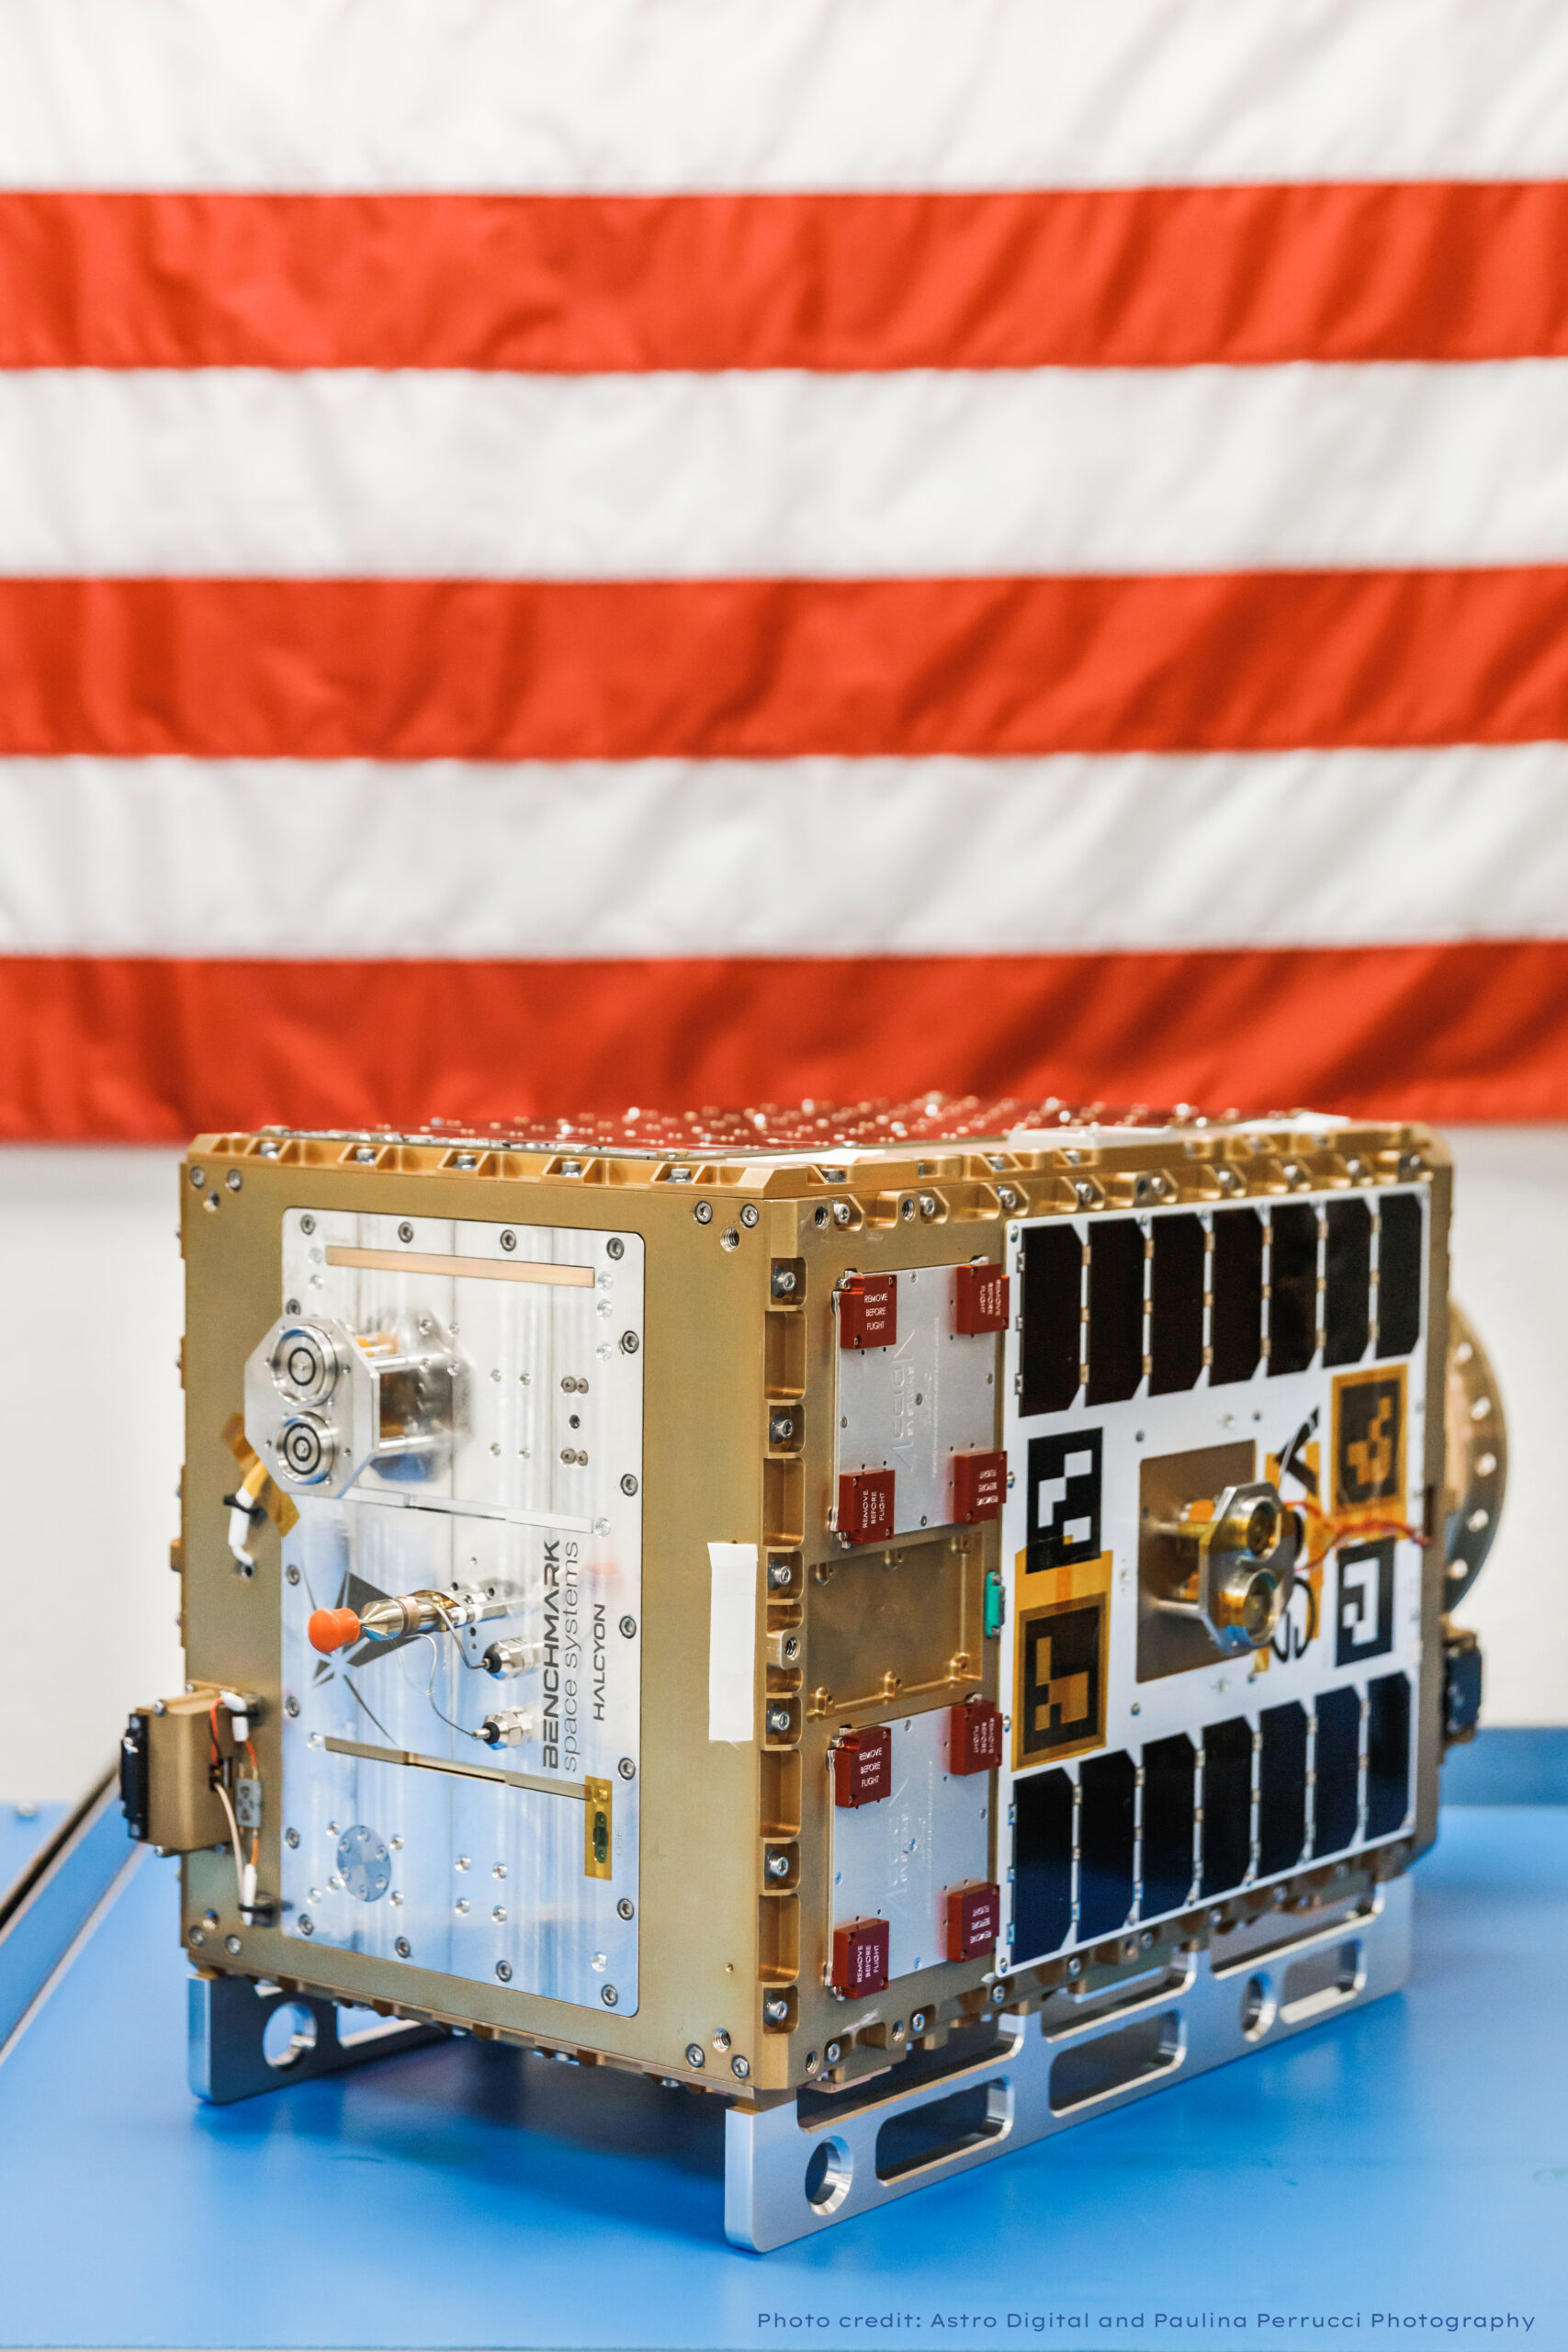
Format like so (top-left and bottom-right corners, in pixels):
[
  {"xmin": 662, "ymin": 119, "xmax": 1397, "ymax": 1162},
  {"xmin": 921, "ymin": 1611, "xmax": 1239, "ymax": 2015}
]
[
  {"xmin": 395, "ymin": 1936, "xmax": 412, "ymax": 1959},
  {"xmin": 337, "ymin": 1823, "xmax": 391, "ymax": 1903},
  {"xmin": 685, "ymin": 2043, "xmax": 705, "ymax": 2068},
  {"xmin": 617, "ymin": 1757, "xmax": 636, "ymax": 1781},
  {"xmin": 620, "ymin": 1330, "xmax": 639, "ymax": 1354},
  {"xmin": 602, "ymin": 1985, "xmax": 619, "ymax": 2007},
  {"xmin": 618, "ymin": 1614, "xmax": 637, "ymax": 1638},
  {"xmin": 617, "ymin": 1897, "xmax": 636, "ymax": 1921},
  {"xmin": 621, "ymin": 1473, "xmax": 639, "ymax": 1495},
  {"xmin": 694, "ymin": 1202, "xmax": 714, "ymax": 1225},
  {"xmin": 496, "ymin": 1961, "xmax": 513, "ymax": 1983},
  {"xmin": 606, "ymin": 1236, "xmax": 626, "ymax": 1259},
  {"xmin": 740, "ymin": 1204, "xmax": 760, "ymax": 1227},
  {"xmin": 731, "ymin": 2055, "xmax": 750, "ymax": 2079}
]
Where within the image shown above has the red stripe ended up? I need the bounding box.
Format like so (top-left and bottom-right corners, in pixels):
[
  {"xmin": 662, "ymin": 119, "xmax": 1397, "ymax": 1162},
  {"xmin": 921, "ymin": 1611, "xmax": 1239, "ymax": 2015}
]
[
  {"xmin": 5, "ymin": 183, "xmax": 1568, "ymax": 371},
  {"xmin": 2, "ymin": 944, "xmax": 1564, "ymax": 1141},
  {"xmin": 5, "ymin": 569, "xmax": 1567, "ymax": 762}
]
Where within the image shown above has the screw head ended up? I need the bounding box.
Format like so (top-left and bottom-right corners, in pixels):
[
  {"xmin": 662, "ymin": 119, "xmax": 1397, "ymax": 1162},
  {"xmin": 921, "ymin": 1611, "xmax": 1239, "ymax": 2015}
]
[
  {"xmin": 225, "ymin": 1169, "xmax": 243, "ymax": 1193},
  {"xmin": 285, "ymin": 1826, "xmax": 299, "ymax": 1849},
  {"xmin": 606, "ymin": 1236, "xmax": 625, "ymax": 1259},
  {"xmin": 813, "ymin": 1204, "xmax": 829, "ymax": 1228},
  {"xmin": 694, "ymin": 1201, "xmax": 714, "ymax": 1226},
  {"xmin": 286, "ymin": 1565, "xmax": 300, "ymax": 1586},
  {"xmin": 919, "ymin": 1194, "xmax": 938, "ymax": 1220},
  {"xmin": 620, "ymin": 1473, "xmax": 639, "ymax": 1496},
  {"xmin": 618, "ymin": 1614, "xmax": 637, "ymax": 1638},
  {"xmin": 806, "ymin": 2050, "xmax": 820, "ymax": 2072},
  {"xmin": 602, "ymin": 1984, "xmax": 619, "ymax": 2007},
  {"xmin": 783, "ymin": 1634, "xmax": 800, "ymax": 1662},
  {"xmin": 739, "ymin": 1204, "xmax": 760, "ymax": 1227},
  {"xmin": 395, "ymin": 1937, "xmax": 412, "ymax": 1959},
  {"xmin": 1140, "ymin": 1930, "xmax": 1155, "ymax": 1951},
  {"xmin": 617, "ymin": 1757, "xmax": 636, "ymax": 1781},
  {"xmin": 620, "ymin": 1330, "xmax": 639, "ymax": 1353},
  {"xmin": 989, "ymin": 1982, "xmax": 1006, "ymax": 2004},
  {"xmin": 500, "ymin": 1229, "xmax": 516, "ymax": 1251},
  {"xmin": 713, "ymin": 2030, "xmax": 731, "ymax": 2052},
  {"xmin": 616, "ymin": 1897, "xmax": 635, "ymax": 1921},
  {"xmin": 299, "ymin": 1213, "xmax": 315, "ymax": 1234},
  {"xmin": 496, "ymin": 1960, "xmax": 513, "ymax": 1983},
  {"xmin": 731, "ymin": 2054, "xmax": 750, "ymax": 2079},
  {"xmin": 832, "ymin": 1201, "xmax": 852, "ymax": 1226},
  {"xmin": 764, "ymin": 1996, "xmax": 789, "ymax": 2023},
  {"xmin": 225, "ymin": 1934, "xmax": 242, "ymax": 1955},
  {"xmin": 189, "ymin": 1166, "xmax": 206, "ymax": 1188},
  {"xmin": 685, "ymin": 2043, "xmax": 705, "ymax": 2068},
  {"xmin": 766, "ymin": 1851, "xmax": 790, "ymax": 1880},
  {"xmin": 910, "ymin": 2010, "xmax": 928, "ymax": 2033},
  {"xmin": 766, "ymin": 1705, "xmax": 791, "ymax": 1735},
  {"xmin": 824, "ymin": 2041, "xmax": 841, "ymax": 2064},
  {"xmin": 1066, "ymin": 1957, "xmax": 1082, "ymax": 1979},
  {"xmin": 188, "ymin": 1927, "xmax": 205, "ymax": 1947},
  {"xmin": 899, "ymin": 1197, "xmax": 916, "ymax": 1221},
  {"xmin": 767, "ymin": 1561, "xmax": 794, "ymax": 1589},
  {"xmin": 771, "ymin": 1265, "xmax": 797, "ymax": 1296},
  {"xmin": 284, "ymin": 1695, "xmax": 299, "ymax": 1718}
]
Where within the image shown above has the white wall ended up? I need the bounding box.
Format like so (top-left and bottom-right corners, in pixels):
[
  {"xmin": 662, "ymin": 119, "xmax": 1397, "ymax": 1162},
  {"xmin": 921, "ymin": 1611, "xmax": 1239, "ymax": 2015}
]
[{"xmin": 0, "ymin": 1130, "xmax": 1560, "ymax": 1801}]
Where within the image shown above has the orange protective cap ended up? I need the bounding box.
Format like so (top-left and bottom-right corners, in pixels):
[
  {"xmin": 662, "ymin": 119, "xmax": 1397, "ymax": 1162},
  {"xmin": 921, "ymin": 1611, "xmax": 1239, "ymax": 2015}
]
[{"xmin": 308, "ymin": 1606, "xmax": 361, "ymax": 1655}]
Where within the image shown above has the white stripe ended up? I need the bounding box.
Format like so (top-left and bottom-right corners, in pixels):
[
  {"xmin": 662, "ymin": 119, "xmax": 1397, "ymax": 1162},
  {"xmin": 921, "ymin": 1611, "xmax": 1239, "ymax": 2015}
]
[
  {"xmin": 6, "ymin": 364, "xmax": 1568, "ymax": 580},
  {"xmin": 2, "ymin": 0, "xmax": 1567, "ymax": 192},
  {"xmin": 5, "ymin": 748, "xmax": 1565, "ymax": 958}
]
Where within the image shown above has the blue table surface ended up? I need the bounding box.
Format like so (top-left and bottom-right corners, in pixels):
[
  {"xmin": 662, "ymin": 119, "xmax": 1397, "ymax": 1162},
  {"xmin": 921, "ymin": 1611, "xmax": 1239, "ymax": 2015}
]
[
  {"xmin": 0, "ymin": 1802, "xmax": 66, "ymax": 1896},
  {"xmin": 0, "ymin": 1808, "xmax": 1562, "ymax": 2352}
]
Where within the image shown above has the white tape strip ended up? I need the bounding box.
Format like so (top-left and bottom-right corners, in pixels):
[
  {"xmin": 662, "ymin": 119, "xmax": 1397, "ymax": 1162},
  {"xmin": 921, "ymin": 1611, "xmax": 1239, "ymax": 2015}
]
[{"xmin": 708, "ymin": 1542, "xmax": 758, "ymax": 1745}]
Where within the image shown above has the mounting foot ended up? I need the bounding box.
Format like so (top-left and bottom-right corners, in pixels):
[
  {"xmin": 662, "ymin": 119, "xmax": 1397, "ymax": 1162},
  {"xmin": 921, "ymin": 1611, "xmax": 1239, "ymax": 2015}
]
[
  {"xmin": 725, "ymin": 1875, "xmax": 1411, "ymax": 2250},
  {"xmin": 188, "ymin": 1970, "xmax": 446, "ymax": 2105}
]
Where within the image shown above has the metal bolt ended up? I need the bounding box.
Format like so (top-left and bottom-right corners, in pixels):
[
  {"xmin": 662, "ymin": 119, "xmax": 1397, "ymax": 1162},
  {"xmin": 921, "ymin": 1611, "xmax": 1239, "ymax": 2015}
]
[
  {"xmin": 496, "ymin": 1961, "xmax": 513, "ymax": 1983},
  {"xmin": 620, "ymin": 1330, "xmax": 639, "ymax": 1353},
  {"xmin": 919, "ymin": 1194, "xmax": 938, "ymax": 1220},
  {"xmin": 766, "ymin": 1705, "xmax": 791, "ymax": 1736},
  {"xmin": 606, "ymin": 1237, "xmax": 625, "ymax": 1259},
  {"xmin": 226, "ymin": 1934, "xmax": 242, "ymax": 1955},
  {"xmin": 285, "ymin": 1564, "xmax": 299, "ymax": 1586},
  {"xmin": 618, "ymin": 1614, "xmax": 637, "ymax": 1638},
  {"xmin": 189, "ymin": 1166, "xmax": 206, "ymax": 1189},
  {"xmin": 621, "ymin": 1473, "xmax": 639, "ymax": 1495},
  {"xmin": 225, "ymin": 1170, "xmax": 243, "ymax": 1193},
  {"xmin": 285, "ymin": 1826, "xmax": 299, "ymax": 1849},
  {"xmin": 284, "ymin": 1695, "xmax": 299, "ymax": 1719},
  {"xmin": 998, "ymin": 1185, "xmax": 1020, "ymax": 1211},
  {"xmin": 602, "ymin": 1984, "xmax": 619, "ymax": 2007},
  {"xmin": 771, "ymin": 1266, "xmax": 797, "ymax": 1299},
  {"xmin": 731, "ymin": 2054, "xmax": 750, "ymax": 2079},
  {"xmin": 765, "ymin": 1852, "xmax": 791, "ymax": 1881},
  {"xmin": 396, "ymin": 1937, "xmax": 412, "ymax": 1958},
  {"xmin": 1139, "ymin": 1930, "xmax": 1155, "ymax": 1951},
  {"xmin": 299, "ymin": 1916, "xmax": 313, "ymax": 1936},
  {"xmin": 813, "ymin": 1205, "xmax": 829, "ymax": 1228},
  {"xmin": 694, "ymin": 1201, "xmax": 714, "ymax": 1225},
  {"xmin": 910, "ymin": 2010, "xmax": 928, "ymax": 2033},
  {"xmin": 989, "ymin": 1982, "xmax": 1006, "ymax": 2004},
  {"xmin": 617, "ymin": 1897, "xmax": 635, "ymax": 1921},
  {"xmin": 782, "ymin": 1634, "xmax": 800, "ymax": 1663},
  {"xmin": 188, "ymin": 1927, "xmax": 205, "ymax": 1947},
  {"xmin": 1074, "ymin": 1182, "xmax": 1097, "ymax": 1207},
  {"xmin": 721, "ymin": 1227, "xmax": 740, "ymax": 1250},
  {"xmin": 500, "ymin": 1229, "xmax": 516, "ymax": 1251},
  {"xmin": 740, "ymin": 1204, "xmax": 760, "ymax": 1228},
  {"xmin": 767, "ymin": 1561, "xmax": 793, "ymax": 1589},
  {"xmin": 764, "ymin": 1996, "xmax": 789, "ymax": 2023},
  {"xmin": 832, "ymin": 1201, "xmax": 852, "ymax": 1226},
  {"xmin": 806, "ymin": 2050, "xmax": 820, "ymax": 2072},
  {"xmin": 299, "ymin": 1214, "xmax": 315, "ymax": 1234},
  {"xmin": 391, "ymin": 1220, "xmax": 412, "ymax": 1245},
  {"xmin": 899, "ymin": 1197, "xmax": 916, "ymax": 1221},
  {"xmin": 1066, "ymin": 1957, "xmax": 1082, "ymax": 1979},
  {"xmin": 617, "ymin": 1757, "xmax": 636, "ymax": 1781},
  {"xmin": 769, "ymin": 1412, "xmax": 795, "ymax": 1445},
  {"xmin": 824, "ymin": 2041, "xmax": 841, "ymax": 2064},
  {"xmin": 686, "ymin": 2043, "xmax": 705, "ymax": 2068},
  {"xmin": 713, "ymin": 2030, "xmax": 731, "ymax": 2052}
]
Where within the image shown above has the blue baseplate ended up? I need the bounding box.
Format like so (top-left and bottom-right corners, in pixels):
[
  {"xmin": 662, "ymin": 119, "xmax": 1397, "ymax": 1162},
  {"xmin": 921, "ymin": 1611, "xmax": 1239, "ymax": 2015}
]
[{"xmin": 0, "ymin": 1806, "xmax": 1562, "ymax": 2352}]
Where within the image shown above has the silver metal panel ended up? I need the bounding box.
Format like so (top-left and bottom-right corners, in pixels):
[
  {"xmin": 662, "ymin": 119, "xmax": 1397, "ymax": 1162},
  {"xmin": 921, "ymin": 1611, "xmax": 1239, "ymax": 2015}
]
[
  {"xmin": 726, "ymin": 1874, "xmax": 1411, "ymax": 2251},
  {"xmin": 829, "ymin": 1705, "xmax": 989, "ymax": 1984},
  {"xmin": 836, "ymin": 1263, "xmax": 999, "ymax": 1537},
  {"xmin": 276, "ymin": 1215, "xmax": 643, "ymax": 2013}
]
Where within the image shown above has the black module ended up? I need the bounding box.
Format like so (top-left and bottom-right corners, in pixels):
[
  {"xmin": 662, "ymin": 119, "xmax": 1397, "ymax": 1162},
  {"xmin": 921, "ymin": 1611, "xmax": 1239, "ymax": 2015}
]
[
  {"xmin": 1366, "ymin": 1671, "xmax": 1412, "ymax": 1838},
  {"xmin": 1140, "ymin": 1733, "xmax": 1196, "ymax": 1918},
  {"xmin": 1199, "ymin": 1715, "xmax": 1254, "ymax": 1899},
  {"xmin": 1269, "ymin": 1202, "xmax": 1319, "ymax": 1376},
  {"xmin": 1025, "ymin": 1428, "xmax": 1102, "ymax": 1573},
  {"xmin": 1377, "ymin": 1193, "xmax": 1424, "ymax": 1360},
  {"xmin": 1086, "ymin": 1218, "xmax": 1145, "ymax": 1405},
  {"xmin": 1313, "ymin": 1686, "xmax": 1362, "ymax": 1855},
  {"xmin": 1020, "ymin": 1223, "xmax": 1082, "ymax": 1418},
  {"xmin": 1011, "ymin": 1767, "xmax": 1074, "ymax": 1959},
  {"xmin": 1077, "ymin": 1749, "xmax": 1136, "ymax": 1939},
  {"xmin": 1148, "ymin": 1215, "xmax": 1205, "ymax": 1396},
  {"xmin": 1210, "ymin": 1207, "xmax": 1263, "ymax": 1386},
  {"xmin": 1257, "ymin": 1701, "xmax": 1308, "ymax": 1877},
  {"xmin": 1324, "ymin": 1196, "xmax": 1372, "ymax": 1367}
]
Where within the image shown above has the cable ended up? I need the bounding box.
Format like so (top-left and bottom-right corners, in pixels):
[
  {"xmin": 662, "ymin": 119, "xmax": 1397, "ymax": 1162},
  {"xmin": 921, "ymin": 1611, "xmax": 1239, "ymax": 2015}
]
[
  {"xmin": 212, "ymin": 1775, "xmax": 250, "ymax": 1912},
  {"xmin": 421, "ymin": 1634, "xmax": 488, "ymax": 1742}
]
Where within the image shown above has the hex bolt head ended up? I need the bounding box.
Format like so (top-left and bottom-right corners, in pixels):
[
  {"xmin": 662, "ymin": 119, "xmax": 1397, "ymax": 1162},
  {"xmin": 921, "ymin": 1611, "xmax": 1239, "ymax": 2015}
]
[
  {"xmin": 617, "ymin": 1757, "xmax": 636, "ymax": 1781},
  {"xmin": 909, "ymin": 2010, "xmax": 928, "ymax": 2033},
  {"xmin": 616, "ymin": 1897, "xmax": 635, "ymax": 1921},
  {"xmin": 606, "ymin": 1237, "xmax": 626, "ymax": 1259},
  {"xmin": 618, "ymin": 1614, "xmax": 637, "ymax": 1638},
  {"xmin": 397, "ymin": 1219, "xmax": 414, "ymax": 1242},
  {"xmin": 602, "ymin": 1984, "xmax": 619, "ymax": 2007},
  {"xmin": 694, "ymin": 1201, "xmax": 714, "ymax": 1226},
  {"xmin": 824, "ymin": 2041, "xmax": 841, "ymax": 2064},
  {"xmin": 731, "ymin": 2054, "xmax": 750, "ymax": 2079},
  {"xmin": 496, "ymin": 1961, "xmax": 513, "ymax": 1983},
  {"xmin": 685, "ymin": 2043, "xmax": 705, "ymax": 2068},
  {"xmin": 620, "ymin": 1473, "xmax": 639, "ymax": 1496},
  {"xmin": 739, "ymin": 1204, "xmax": 760, "ymax": 1227}
]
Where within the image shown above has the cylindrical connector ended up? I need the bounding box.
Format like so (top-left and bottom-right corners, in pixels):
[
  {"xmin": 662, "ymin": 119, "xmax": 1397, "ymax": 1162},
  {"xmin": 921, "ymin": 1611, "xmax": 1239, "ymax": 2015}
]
[
  {"xmin": 482, "ymin": 1636, "xmax": 545, "ymax": 1679},
  {"xmin": 479, "ymin": 1709, "xmax": 536, "ymax": 1748}
]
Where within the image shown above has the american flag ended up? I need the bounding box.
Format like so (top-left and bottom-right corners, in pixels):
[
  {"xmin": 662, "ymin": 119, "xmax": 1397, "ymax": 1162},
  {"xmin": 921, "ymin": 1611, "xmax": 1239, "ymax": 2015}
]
[{"xmin": 3, "ymin": 0, "xmax": 1566, "ymax": 1139}]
